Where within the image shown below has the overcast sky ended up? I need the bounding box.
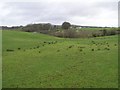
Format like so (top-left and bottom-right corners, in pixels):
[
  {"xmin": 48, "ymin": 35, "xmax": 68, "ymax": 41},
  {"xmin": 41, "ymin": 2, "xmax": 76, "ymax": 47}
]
[{"xmin": 0, "ymin": 0, "xmax": 119, "ymax": 27}]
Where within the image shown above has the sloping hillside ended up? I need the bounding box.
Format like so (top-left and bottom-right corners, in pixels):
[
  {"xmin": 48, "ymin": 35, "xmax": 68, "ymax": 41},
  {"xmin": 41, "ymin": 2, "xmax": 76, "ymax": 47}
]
[{"xmin": 2, "ymin": 30, "xmax": 118, "ymax": 88}]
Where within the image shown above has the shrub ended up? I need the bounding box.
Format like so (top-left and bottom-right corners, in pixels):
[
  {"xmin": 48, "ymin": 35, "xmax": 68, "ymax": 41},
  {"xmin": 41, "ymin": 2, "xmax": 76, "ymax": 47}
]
[
  {"xmin": 64, "ymin": 30, "xmax": 76, "ymax": 38},
  {"xmin": 92, "ymin": 34, "xmax": 97, "ymax": 37},
  {"xmin": 102, "ymin": 29, "xmax": 107, "ymax": 36}
]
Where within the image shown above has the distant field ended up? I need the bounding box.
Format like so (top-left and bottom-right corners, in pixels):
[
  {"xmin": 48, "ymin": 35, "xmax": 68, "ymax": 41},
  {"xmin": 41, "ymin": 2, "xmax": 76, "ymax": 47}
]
[
  {"xmin": 80, "ymin": 27, "xmax": 118, "ymax": 31},
  {"xmin": 2, "ymin": 30, "xmax": 118, "ymax": 88}
]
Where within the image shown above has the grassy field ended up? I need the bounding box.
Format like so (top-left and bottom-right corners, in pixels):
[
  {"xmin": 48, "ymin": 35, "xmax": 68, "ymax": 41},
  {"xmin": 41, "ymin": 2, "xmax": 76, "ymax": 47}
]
[
  {"xmin": 80, "ymin": 27, "xmax": 118, "ymax": 31},
  {"xmin": 2, "ymin": 30, "xmax": 118, "ymax": 88},
  {"xmin": 0, "ymin": 30, "xmax": 2, "ymax": 89}
]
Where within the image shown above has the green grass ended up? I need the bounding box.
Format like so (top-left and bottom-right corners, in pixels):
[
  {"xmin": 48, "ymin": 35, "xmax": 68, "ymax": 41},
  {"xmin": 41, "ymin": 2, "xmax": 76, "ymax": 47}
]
[
  {"xmin": 0, "ymin": 30, "xmax": 2, "ymax": 89},
  {"xmin": 79, "ymin": 27, "xmax": 118, "ymax": 31},
  {"xmin": 2, "ymin": 30, "xmax": 118, "ymax": 88}
]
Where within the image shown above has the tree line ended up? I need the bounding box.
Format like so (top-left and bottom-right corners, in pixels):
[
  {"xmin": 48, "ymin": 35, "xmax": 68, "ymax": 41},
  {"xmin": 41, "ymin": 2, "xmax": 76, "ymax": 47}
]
[{"xmin": 1, "ymin": 22, "xmax": 119, "ymax": 38}]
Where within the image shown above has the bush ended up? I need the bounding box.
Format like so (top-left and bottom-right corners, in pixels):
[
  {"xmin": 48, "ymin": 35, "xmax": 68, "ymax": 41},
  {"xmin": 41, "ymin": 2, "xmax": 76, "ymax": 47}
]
[
  {"xmin": 106, "ymin": 30, "xmax": 116, "ymax": 35},
  {"xmin": 63, "ymin": 29, "xmax": 76, "ymax": 38},
  {"xmin": 102, "ymin": 29, "xmax": 107, "ymax": 36}
]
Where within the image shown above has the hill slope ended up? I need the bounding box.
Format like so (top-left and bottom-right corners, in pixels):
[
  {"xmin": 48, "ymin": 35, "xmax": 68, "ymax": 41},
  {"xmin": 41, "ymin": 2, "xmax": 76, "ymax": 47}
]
[{"xmin": 2, "ymin": 30, "xmax": 118, "ymax": 88}]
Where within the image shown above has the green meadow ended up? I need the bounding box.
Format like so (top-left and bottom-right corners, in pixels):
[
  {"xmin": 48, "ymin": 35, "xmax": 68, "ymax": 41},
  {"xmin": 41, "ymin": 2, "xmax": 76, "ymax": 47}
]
[
  {"xmin": 0, "ymin": 30, "xmax": 2, "ymax": 89},
  {"xmin": 80, "ymin": 27, "xmax": 118, "ymax": 31},
  {"xmin": 2, "ymin": 30, "xmax": 118, "ymax": 88}
]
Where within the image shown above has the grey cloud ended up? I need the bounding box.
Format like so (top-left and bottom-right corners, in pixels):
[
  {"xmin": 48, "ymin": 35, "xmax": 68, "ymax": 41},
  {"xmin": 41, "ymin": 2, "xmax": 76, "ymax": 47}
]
[
  {"xmin": 2, "ymin": 2, "xmax": 71, "ymax": 25},
  {"xmin": 1, "ymin": 1, "xmax": 118, "ymax": 26},
  {"xmin": 94, "ymin": 1, "xmax": 118, "ymax": 11}
]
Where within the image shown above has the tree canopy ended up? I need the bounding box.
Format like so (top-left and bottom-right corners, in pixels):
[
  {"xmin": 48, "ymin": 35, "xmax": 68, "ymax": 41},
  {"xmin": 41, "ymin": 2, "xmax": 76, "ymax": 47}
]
[{"xmin": 62, "ymin": 22, "xmax": 71, "ymax": 29}]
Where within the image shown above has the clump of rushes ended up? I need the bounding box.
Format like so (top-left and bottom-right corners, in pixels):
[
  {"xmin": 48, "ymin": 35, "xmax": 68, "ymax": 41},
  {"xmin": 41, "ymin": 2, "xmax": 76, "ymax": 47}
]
[
  {"xmin": 104, "ymin": 48, "xmax": 110, "ymax": 50},
  {"xmin": 37, "ymin": 46, "xmax": 39, "ymax": 48},
  {"xmin": 98, "ymin": 48, "xmax": 100, "ymax": 50},
  {"xmin": 114, "ymin": 44, "xmax": 117, "ymax": 46},
  {"xmin": 18, "ymin": 48, "xmax": 21, "ymax": 50},
  {"xmin": 91, "ymin": 49, "xmax": 94, "ymax": 51},
  {"xmin": 57, "ymin": 50, "xmax": 60, "ymax": 52},
  {"xmin": 6, "ymin": 49, "xmax": 14, "ymax": 52},
  {"xmin": 79, "ymin": 49, "xmax": 83, "ymax": 52}
]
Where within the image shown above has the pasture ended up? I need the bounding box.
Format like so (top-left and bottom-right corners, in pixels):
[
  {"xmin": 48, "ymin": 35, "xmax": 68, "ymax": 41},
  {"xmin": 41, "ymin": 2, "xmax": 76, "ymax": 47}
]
[
  {"xmin": 0, "ymin": 30, "xmax": 2, "ymax": 89},
  {"xmin": 79, "ymin": 27, "xmax": 118, "ymax": 31},
  {"xmin": 2, "ymin": 30, "xmax": 118, "ymax": 88}
]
